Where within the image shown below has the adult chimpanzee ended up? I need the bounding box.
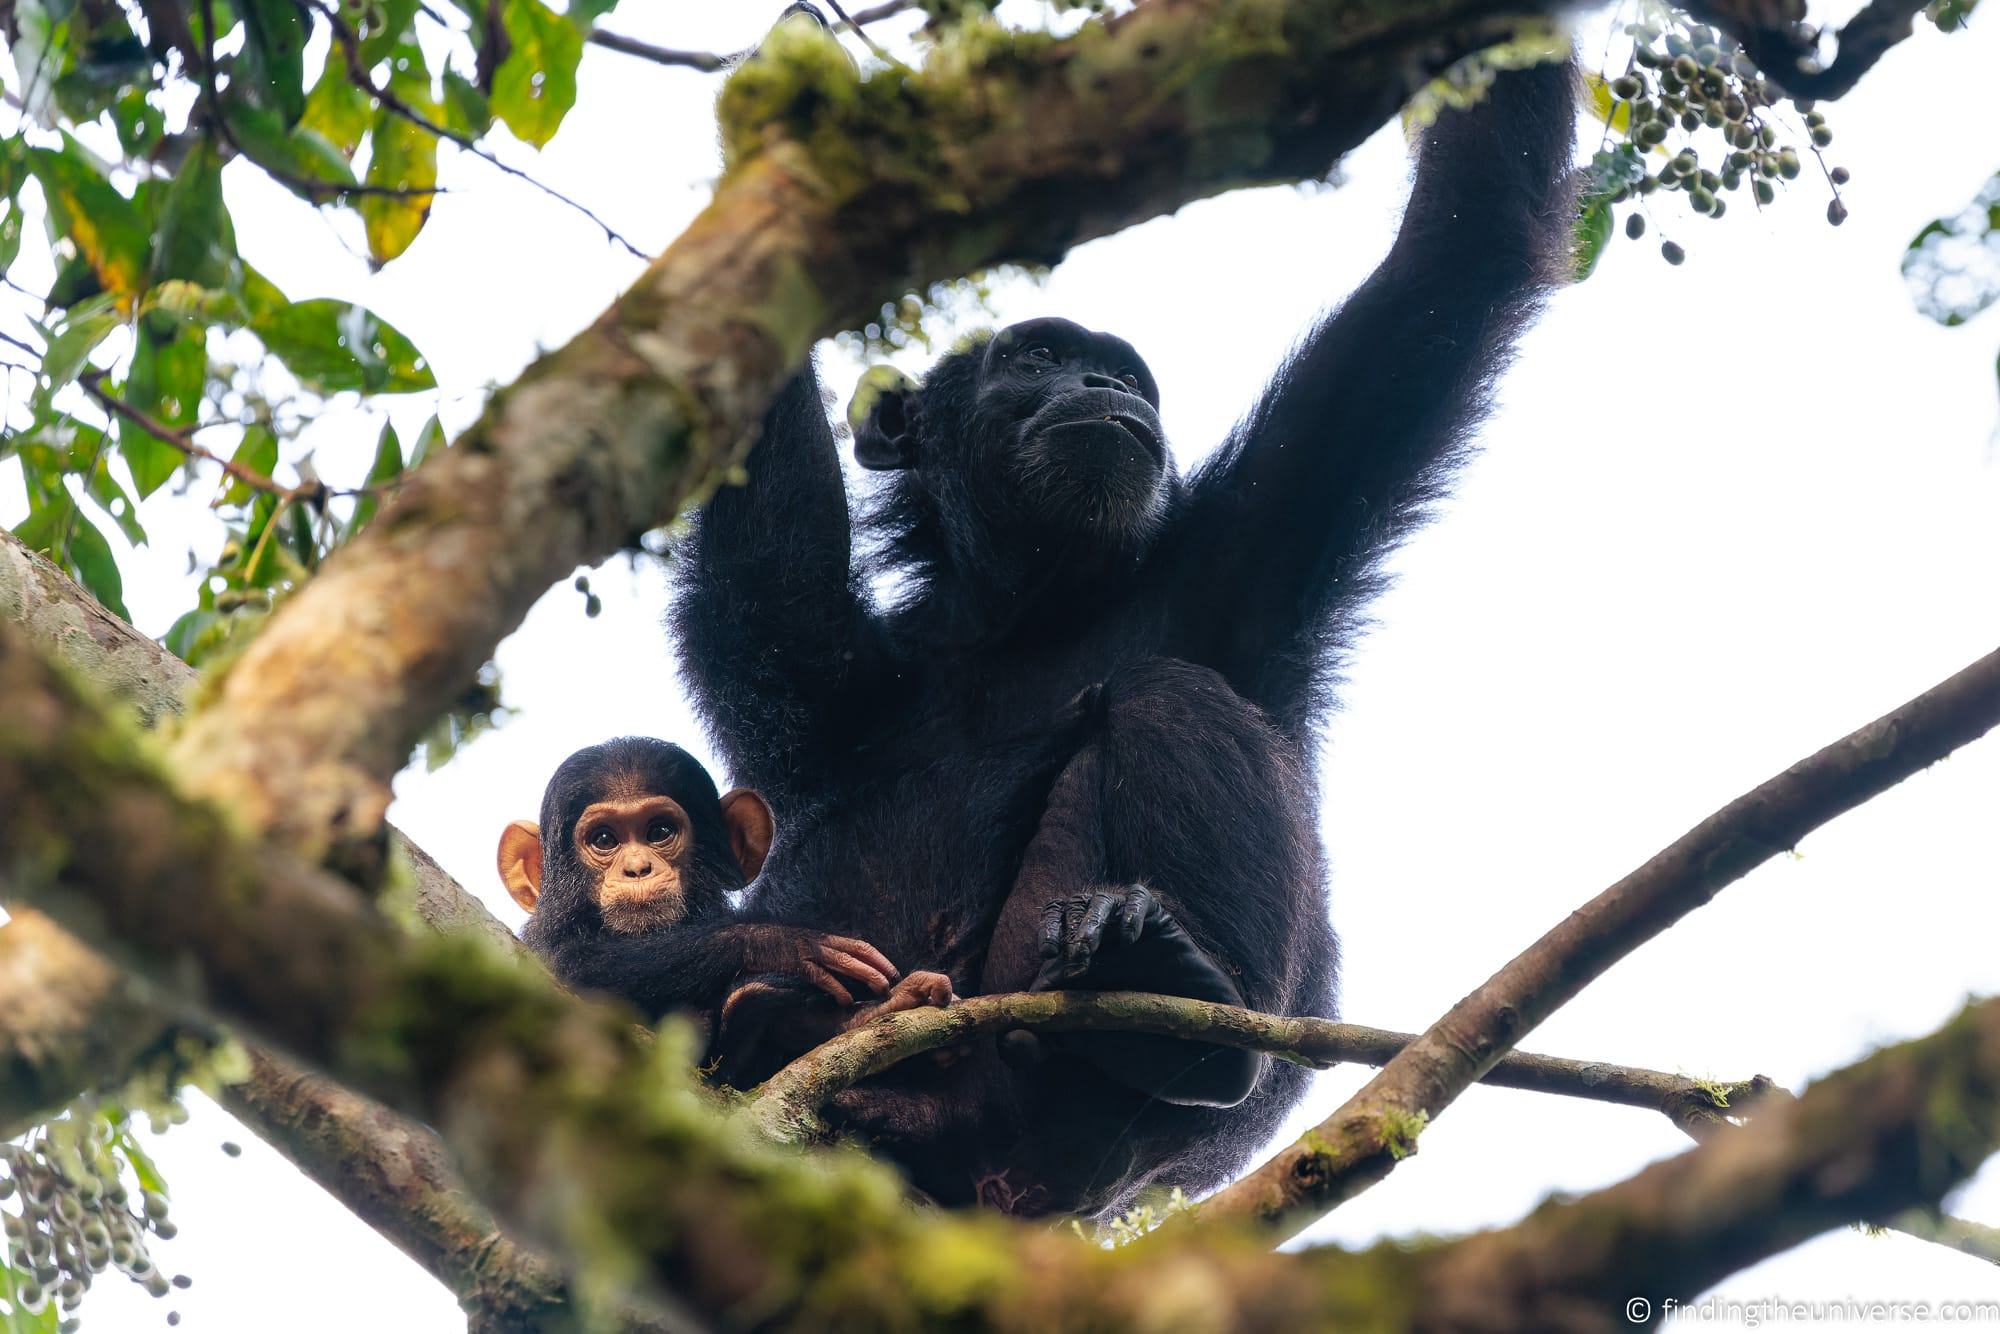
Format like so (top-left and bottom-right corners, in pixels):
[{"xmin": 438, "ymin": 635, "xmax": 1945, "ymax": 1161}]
[
  {"xmin": 673, "ymin": 59, "xmax": 1578, "ymax": 1215},
  {"xmin": 499, "ymin": 738, "xmax": 951, "ymax": 1076}
]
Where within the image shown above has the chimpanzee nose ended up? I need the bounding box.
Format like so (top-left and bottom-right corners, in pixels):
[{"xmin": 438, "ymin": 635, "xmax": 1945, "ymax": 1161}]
[
  {"xmin": 621, "ymin": 855, "xmax": 653, "ymax": 877},
  {"xmin": 1081, "ymin": 372, "xmax": 1138, "ymax": 397}
]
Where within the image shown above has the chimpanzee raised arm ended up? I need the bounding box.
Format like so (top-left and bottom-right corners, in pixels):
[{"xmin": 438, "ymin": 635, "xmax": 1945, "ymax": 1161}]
[{"xmin": 1165, "ymin": 60, "xmax": 1580, "ymax": 734}]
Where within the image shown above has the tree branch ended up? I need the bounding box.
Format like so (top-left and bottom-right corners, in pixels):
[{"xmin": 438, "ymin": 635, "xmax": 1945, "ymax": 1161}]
[
  {"xmin": 1194, "ymin": 643, "xmax": 2000, "ymax": 1239},
  {"xmin": 743, "ymin": 990, "xmax": 1781, "ymax": 1144},
  {"xmin": 0, "ymin": 909, "xmax": 183, "ymax": 1140},
  {"xmin": 1683, "ymin": 0, "xmax": 1931, "ymax": 99},
  {"xmin": 0, "ymin": 531, "xmax": 574, "ymax": 1326},
  {"xmin": 5, "ymin": 640, "xmax": 2000, "ymax": 1330}
]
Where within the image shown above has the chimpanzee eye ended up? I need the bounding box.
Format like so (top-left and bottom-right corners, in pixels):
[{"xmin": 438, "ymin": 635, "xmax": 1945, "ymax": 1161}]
[
  {"xmin": 1118, "ymin": 370, "xmax": 1141, "ymax": 389},
  {"xmin": 646, "ymin": 820, "xmax": 675, "ymax": 844},
  {"xmin": 1021, "ymin": 345, "xmax": 1055, "ymax": 371},
  {"xmin": 587, "ymin": 827, "xmax": 617, "ymax": 852}
]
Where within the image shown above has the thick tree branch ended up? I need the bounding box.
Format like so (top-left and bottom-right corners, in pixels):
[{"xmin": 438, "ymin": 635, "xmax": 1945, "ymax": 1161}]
[
  {"xmin": 743, "ymin": 990, "xmax": 1780, "ymax": 1143},
  {"xmin": 4, "ymin": 635, "xmax": 1999, "ymax": 1330},
  {"xmin": 1196, "ymin": 644, "xmax": 2000, "ymax": 1239},
  {"xmin": 0, "ymin": 531, "xmax": 571, "ymax": 1326},
  {"xmin": 0, "ymin": 909, "xmax": 182, "ymax": 1140},
  {"xmin": 1397, "ymin": 997, "xmax": 2000, "ymax": 1332},
  {"xmin": 220, "ymin": 1050, "xmax": 681, "ymax": 1334}
]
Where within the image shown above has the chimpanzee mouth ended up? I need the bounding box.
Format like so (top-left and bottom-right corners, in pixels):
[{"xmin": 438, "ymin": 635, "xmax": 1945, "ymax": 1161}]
[
  {"xmin": 1103, "ymin": 413, "xmax": 1162, "ymax": 460},
  {"xmin": 1049, "ymin": 412, "xmax": 1163, "ymax": 467}
]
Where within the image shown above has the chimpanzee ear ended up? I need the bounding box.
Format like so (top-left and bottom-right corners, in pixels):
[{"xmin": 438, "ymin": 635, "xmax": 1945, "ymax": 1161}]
[
  {"xmin": 717, "ymin": 789, "xmax": 775, "ymax": 882},
  {"xmin": 848, "ymin": 366, "xmax": 921, "ymax": 471},
  {"xmin": 497, "ymin": 819, "xmax": 544, "ymax": 912}
]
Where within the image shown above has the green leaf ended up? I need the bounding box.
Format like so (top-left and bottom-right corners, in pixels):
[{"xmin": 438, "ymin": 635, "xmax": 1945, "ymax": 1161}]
[
  {"xmin": 41, "ymin": 292, "xmax": 122, "ymax": 389},
  {"xmin": 0, "ymin": 201, "xmax": 20, "ymax": 276},
  {"xmin": 81, "ymin": 443, "xmax": 148, "ymax": 546},
  {"xmin": 491, "ymin": 0, "xmax": 583, "ymax": 149},
  {"xmin": 27, "ymin": 136, "xmax": 150, "ymax": 299},
  {"xmin": 237, "ymin": 0, "xmax": 309, "ymax": 125},
  {"xmin": 224, "ymin": 97, "xmax": 360, "ymax": 204},
  {"xmin": 221, "ymin": 424, "xmax": 280, "ymax": 507},
  {"xmin": 250, "ymin": 297, "xmax": 434, "ymax": 394},
  {"xmin": 148, "ymin": 138, "xmax": 239, "ymax": 291},
  {"xmin": 1572, "ymin": 199, "xmax": 1612, "ymax": 283},
  {"xmin": 408, "ymin": 414, "xmax": 445, "ymax": 468},
  {"xmin": 357, "ymin": 0, "xmax": 421, "ymax": 67},
  {"xmin": 349, "ymin": 421, "xmax": 404, "ymax": 531},
  {"xmin": 360, "ymin": 49, "xmax": 441, "ymax": 263},
  {"xmin": 111, "ymin": 88, "xmax": 167, "ymax": 159},
  {"xmin": 441, "ymin": 67, "xmax": 493, "ymax": 138},
  {"xmin": 120, "ymin": 324, "xmax": 206, "ymax": 498},
  {"xmin": 116, "ymin": 1130, "xmax": 168, "ymax": 1196},
  {"xmin": 301, "ymin": 48, "xmax": 373, "ymax": 155},
  {"xmin": 16, "ymin": 498, "xmax": 129, "ymax": 620}
]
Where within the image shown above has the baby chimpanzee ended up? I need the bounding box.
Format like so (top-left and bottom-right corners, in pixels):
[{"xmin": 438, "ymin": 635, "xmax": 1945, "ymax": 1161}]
[{"xmin": 498, "ymin": 737, "xmax": 951, "ymax": 1081}]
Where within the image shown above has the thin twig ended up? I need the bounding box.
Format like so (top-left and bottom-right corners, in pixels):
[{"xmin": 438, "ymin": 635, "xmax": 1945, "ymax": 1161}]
[
  {"xmin": 1192, "ymin": 643, "xmax": 2000, "ymax": 1240},
  {"xmin": 586, "ymin": 0, "xmax": 919, "ymax": 71},
  {"xmin": 306, "ymin": 0, "xmax": 647, "ymax": 259},
  {"xmin": 75, "ymin": 371, "xmax": 367, "ymax": 505},
  {"xmin": 742, "ymin": 989, "xmax": 1782, "ymax": 1144},
  {"xmin": 824, "ymin": 0, "xmax": 899, "ymax": 65}
]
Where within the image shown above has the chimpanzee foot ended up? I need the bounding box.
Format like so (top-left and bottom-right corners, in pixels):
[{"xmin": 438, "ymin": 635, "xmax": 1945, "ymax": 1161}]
[
  {"xmin": 1030, "ymin": 885, "xmax": 1263, "ymax": 1108},
  {"xmin": 848, "ymin": 970, "xmax": 956, "ymax": 1026}
]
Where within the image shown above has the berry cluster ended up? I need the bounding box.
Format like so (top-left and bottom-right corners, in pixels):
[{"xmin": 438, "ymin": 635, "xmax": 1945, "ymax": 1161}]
[
  {"xmin": 1584, "ymin": 12, "xmax": 1849, "ymax": 267},
  {"xmin": 2, "ymin": 1106, "xmax": 190, "ymax": 1331}
]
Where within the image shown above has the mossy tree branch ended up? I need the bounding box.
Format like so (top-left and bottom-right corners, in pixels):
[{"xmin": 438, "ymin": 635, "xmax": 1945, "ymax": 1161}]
[
  {"xmin": 4, "ymin": 632, "xmax": 2000, "ymax": 1329},
  {"xmin": 1195, "ymin": 643, "xmax": 2000, "ymax": 1240},
  {"xmin": 0, "ymin": 531, "xmax": 587, "ymax": 1329}
]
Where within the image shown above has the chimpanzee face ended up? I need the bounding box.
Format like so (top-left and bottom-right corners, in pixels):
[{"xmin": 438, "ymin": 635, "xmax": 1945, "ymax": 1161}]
[
  {"xmin": 855, "ymin": 318, "xmax": 1175, "ymax": 557},
  {"xmin": 497, "ymin": 738, "xmax": 772, "ymax": 936},
  {"xmin": 971, "ymin": 319, "xmax": 1170, "ymax": 545}
]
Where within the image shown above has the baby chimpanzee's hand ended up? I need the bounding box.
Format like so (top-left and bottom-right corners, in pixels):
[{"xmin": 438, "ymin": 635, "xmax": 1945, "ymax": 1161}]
[{"xmin": 732, "ymin": 925, "xmax": 901, "ymax": 1004}]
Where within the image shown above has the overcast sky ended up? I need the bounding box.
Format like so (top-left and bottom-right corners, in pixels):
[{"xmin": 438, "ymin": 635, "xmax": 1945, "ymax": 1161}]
[{"xmin": 6, "ymin": 4, "xmax": 2000, "ymax": 1331}]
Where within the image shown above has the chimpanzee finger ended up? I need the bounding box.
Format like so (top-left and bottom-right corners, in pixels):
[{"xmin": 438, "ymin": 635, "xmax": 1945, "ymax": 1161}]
[
  {"xmin": 821, "ymin": 950, "xmax": 893, "ymax": 996},
  {"xmin": 1061, "ymin": 889, "xmax": 1116, "ymax": 977},
  {"xmin": 1038, "ymin": 900, "xmax": 1069, "ymax": 960},
  {"xmin": 823, "ymin": 935, "xmax": 901, "ymax": 984},
  {"xmin": 1116, "ymin": 886, "xmax": 1150, "ymax": 945},
  {"xmin": 802, "ymin": 962, "xmax": 853, "ymax": 1005}
]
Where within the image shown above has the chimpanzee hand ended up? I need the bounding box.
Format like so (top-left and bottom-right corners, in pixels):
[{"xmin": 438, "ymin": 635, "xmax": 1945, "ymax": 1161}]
[
  {"xmin": 1030, "ymin": 885, "xmax": 1261, "ymax": 1108},
  {"xmin": 1033, "ymin": 885, "xmax": 1238, "ymax": 1004},
  {"xmin": 732, "ymin": 925, "xmax": 900, "ymax": 1004}
]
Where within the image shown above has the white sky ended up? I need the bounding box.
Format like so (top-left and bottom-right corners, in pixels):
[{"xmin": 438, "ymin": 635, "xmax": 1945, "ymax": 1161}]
[{"xmin": 6, "ymin": 4, "xmax": 2000, "ymax": 1331}]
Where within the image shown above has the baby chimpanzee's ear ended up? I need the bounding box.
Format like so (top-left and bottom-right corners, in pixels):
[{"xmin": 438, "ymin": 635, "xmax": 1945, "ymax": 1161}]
[
  {"xmin": 849, "ymin": 366, "xmax": 921, "ymax": 471},
  {"xmin": 718, "ymin": 789, "xmax": 775, "ymax": 882},
  {"xmin": 496, "ymin": 819, "xmax": 544, "ymax": 912}
]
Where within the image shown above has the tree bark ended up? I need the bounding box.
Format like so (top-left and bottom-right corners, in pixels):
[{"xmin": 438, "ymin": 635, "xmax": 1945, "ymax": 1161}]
[{"xmin": 0, "ymin": 531, "xmax": 581, "ymax": 1330}]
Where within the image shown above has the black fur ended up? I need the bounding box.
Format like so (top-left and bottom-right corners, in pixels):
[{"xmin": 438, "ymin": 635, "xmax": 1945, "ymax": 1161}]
[{"xmin": 672, "ymin": 63, "xmax": 1577, "ymax": 1215}]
